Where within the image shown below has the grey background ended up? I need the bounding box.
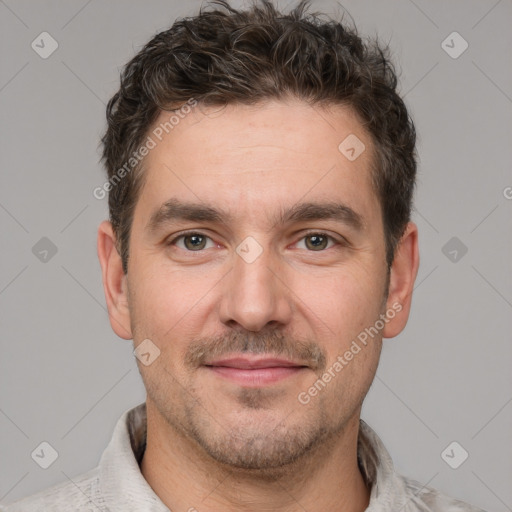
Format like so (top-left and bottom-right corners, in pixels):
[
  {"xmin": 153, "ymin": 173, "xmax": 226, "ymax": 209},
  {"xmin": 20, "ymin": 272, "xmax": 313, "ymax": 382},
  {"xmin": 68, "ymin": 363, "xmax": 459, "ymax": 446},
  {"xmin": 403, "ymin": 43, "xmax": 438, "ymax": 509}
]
[{"xmin": 1, "ymin": 0, "xmax": 511, "ymax": 509}]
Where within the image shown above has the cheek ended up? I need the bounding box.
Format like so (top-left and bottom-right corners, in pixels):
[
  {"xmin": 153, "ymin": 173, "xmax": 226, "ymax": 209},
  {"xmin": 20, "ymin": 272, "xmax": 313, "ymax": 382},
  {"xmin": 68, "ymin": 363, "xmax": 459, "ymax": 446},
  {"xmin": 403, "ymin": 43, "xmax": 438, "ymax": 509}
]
[
  {"xmin": 130, "ymin": 266, "xmax": 216, "ymax": 361},
  {"xmin": 135, "ymin": 263, "xmax": 208, "ymax": 318},
  {"xmin": 294, "ymin": 265, "xmax": 384, "ymax": 339}
]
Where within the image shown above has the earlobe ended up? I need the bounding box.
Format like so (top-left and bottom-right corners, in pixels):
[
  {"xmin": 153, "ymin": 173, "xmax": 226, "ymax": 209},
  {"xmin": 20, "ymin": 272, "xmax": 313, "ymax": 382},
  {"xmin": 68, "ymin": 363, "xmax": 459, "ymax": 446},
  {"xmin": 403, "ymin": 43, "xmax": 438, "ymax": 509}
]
[
  {"xmin": 97, "ymin": 220, "xmax": 133, "ymax": 340},
  {"xmin": 382, "ymin": 222, "xmax": 420, "ymax": 339}
]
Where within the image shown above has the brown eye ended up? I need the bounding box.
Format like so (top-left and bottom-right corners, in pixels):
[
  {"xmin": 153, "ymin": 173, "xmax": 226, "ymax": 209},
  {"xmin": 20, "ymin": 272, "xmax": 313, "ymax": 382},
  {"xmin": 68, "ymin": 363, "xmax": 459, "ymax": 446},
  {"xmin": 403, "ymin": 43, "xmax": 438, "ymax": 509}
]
[
  {"xmin": 304, "ymin": 234, "xmax": 330, "ymax": 251},
  {"xmin": 165, "ymin": 231, "xmax": 218, "ymax": 257},
  {"xmin": 183, "ymin": 234, "xmax": 207, "ymax": 251}
]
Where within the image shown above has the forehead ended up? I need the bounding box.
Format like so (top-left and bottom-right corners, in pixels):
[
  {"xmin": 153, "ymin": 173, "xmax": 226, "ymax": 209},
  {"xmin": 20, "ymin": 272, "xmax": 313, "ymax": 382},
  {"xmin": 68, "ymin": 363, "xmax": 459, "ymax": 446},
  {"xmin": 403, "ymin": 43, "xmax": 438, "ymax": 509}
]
[{"xmin": 134, "ymin": 99, "xmax": 379, "ymax": 231}]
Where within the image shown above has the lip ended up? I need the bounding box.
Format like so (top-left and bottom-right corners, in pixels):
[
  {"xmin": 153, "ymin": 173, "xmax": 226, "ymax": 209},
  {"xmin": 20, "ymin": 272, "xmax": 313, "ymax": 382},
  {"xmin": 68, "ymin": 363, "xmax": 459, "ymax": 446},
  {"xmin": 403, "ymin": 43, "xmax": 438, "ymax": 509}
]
[
  {"xmin": 206, "ymin": 357, "xmax": 304, "ymax": 369},
  {"xmin": 204, "ymin": 356, "xmax": 308, "ymax": 386}
]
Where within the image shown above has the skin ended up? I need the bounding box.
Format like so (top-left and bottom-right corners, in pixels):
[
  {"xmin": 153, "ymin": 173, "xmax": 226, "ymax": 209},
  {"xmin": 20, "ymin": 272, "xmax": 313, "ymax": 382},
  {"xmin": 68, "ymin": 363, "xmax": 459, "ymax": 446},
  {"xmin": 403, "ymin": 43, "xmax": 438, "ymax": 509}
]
[{"xmin": 97, "ymin": 97, "xmax": 419, "ymax": 512}]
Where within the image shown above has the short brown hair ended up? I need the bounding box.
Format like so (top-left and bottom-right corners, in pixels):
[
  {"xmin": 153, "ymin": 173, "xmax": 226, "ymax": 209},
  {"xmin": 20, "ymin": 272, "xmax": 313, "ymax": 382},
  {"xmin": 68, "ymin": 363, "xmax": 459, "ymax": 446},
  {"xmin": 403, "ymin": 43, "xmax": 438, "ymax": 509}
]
[{"xmin": 101, "ymin": 0, "xmax": 416, "ymax": 274}]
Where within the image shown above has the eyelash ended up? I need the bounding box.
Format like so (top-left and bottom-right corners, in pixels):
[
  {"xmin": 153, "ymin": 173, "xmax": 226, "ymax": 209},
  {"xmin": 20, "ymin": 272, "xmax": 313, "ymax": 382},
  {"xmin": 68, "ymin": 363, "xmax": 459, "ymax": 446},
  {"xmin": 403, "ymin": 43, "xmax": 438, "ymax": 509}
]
[{"xmin": 166, "ymin": 230, "xmax": 347, "ymax": 252}]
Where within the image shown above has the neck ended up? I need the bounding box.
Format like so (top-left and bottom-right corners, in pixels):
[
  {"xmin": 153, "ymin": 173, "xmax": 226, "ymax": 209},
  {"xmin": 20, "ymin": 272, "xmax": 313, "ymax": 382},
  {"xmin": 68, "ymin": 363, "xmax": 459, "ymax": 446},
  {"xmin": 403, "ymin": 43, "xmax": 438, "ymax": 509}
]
[{"xmin": 140, "ymin": 401, "xmax": 370, "ymax": 512}]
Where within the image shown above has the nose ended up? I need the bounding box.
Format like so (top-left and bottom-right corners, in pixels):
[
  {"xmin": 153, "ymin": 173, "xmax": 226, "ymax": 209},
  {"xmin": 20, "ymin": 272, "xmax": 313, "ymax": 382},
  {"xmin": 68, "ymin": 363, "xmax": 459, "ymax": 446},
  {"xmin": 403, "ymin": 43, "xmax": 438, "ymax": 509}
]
[{"xmin": 218, "ymin": 241, "xmax": 293, "ymax": 332}]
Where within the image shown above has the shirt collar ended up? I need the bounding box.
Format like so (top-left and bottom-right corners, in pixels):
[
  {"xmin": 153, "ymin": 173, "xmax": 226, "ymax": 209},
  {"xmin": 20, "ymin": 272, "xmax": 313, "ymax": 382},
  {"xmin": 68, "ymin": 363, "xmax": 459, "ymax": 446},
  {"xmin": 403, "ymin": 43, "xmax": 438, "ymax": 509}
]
[
  {"xmin": 357, "ymin": 418, "xmax": 408, "ymax": 509},
  {"xmin": 99, "ymin": 403, "xmax": 168, "ymax": 511},
  {"xmin": 98, "ymin": 402, "xmax": 405, "ymax": 511}
]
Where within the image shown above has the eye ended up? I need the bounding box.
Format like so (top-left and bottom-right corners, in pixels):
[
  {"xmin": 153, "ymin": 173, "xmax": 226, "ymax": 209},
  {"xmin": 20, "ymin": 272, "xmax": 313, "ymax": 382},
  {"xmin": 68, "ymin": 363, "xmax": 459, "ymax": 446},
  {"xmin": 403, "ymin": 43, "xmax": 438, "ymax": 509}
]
[
  {"xmin": 168, "ymin": 232, "xmax": 215, "ymax": 251},
  {"xmin": 296, "ymin": 232, "xmax": 339, "ymax": 251}
]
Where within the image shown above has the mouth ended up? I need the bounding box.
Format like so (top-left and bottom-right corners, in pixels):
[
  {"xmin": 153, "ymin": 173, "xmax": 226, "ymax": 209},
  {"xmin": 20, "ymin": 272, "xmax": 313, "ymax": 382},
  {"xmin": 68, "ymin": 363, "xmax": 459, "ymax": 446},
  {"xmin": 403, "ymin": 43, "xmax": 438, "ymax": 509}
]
[{"xmin": 204, "ymin": 356, "xmax": 309, "ymax": 386}]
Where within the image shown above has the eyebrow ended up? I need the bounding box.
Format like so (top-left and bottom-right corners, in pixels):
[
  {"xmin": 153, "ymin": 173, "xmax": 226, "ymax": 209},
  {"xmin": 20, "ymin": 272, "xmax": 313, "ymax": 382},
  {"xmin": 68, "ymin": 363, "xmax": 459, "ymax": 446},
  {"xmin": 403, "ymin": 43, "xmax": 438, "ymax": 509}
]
[{"xmin": 146, "ymin": 198, "xmax": 364, "ymax": 234}]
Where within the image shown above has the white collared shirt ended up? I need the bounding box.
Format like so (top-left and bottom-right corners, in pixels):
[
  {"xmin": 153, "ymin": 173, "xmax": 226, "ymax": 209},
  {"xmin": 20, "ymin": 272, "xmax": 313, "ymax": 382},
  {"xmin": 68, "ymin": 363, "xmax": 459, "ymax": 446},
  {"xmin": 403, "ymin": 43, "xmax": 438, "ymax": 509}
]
[{"xmin": 1, "ymin": 402, "xmax": 485, "ymax": 512}]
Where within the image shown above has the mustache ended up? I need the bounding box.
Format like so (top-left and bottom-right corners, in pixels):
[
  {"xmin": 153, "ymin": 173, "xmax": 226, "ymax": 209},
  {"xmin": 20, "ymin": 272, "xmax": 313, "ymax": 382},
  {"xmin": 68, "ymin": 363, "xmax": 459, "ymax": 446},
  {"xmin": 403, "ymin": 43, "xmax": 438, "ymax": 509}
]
[{"xmin": 184, "ymin": 330, "xmax": 327, "ymax": 373}]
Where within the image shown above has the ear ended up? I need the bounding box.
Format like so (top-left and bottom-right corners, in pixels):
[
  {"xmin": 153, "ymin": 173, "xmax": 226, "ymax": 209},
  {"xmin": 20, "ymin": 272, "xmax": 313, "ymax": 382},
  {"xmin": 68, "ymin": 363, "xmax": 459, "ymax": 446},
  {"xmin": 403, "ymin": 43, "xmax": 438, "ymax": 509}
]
[
  {"xmin": 382, "ymin": 222, "xmax": 420, "ymax": 338},
  {"xmin": 97, "ymin": 220, "xmax": 133, "ymax": 340}
]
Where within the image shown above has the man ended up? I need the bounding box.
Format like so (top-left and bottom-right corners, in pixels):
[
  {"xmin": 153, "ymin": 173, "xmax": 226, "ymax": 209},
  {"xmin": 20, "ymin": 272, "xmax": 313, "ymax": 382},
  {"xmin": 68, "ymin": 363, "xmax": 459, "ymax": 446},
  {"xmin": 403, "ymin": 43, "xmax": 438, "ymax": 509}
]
[{"xmin": 2, "ymin": 1, "xmax": 485, "ymax": 511}]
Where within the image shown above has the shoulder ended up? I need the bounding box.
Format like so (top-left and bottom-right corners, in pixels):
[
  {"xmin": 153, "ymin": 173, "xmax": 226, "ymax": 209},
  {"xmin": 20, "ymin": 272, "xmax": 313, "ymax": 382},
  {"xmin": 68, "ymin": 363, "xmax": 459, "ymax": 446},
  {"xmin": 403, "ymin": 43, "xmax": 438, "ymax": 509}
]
[
  {"xmin": 0, "ymin": 467, "xmax": 103, "ymax": 512},
  {"xmin": 399, "ymin": 474, "xmax": 487, "ymax": 512}
]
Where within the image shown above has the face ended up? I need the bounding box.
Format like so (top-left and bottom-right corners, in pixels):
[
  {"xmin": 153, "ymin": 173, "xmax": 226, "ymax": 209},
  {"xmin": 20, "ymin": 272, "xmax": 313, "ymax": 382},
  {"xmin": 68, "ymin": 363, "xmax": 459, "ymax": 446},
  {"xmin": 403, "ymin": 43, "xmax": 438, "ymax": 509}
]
[{"xmin": 99, "ymin": 98, "xmax": 417, "ymax": 471}]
